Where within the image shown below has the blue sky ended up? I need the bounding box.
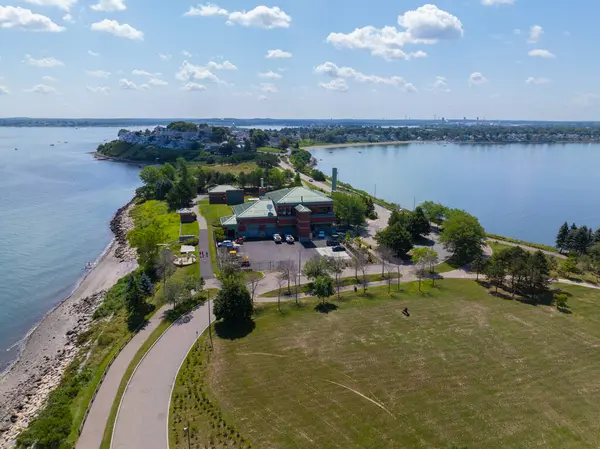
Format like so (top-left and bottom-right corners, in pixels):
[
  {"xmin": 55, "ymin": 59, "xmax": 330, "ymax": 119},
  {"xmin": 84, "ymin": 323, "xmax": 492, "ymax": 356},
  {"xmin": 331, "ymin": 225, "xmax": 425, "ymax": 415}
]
[{"xmin": 0, "ymin": 0, "xmax": 597, "ymax": 120}]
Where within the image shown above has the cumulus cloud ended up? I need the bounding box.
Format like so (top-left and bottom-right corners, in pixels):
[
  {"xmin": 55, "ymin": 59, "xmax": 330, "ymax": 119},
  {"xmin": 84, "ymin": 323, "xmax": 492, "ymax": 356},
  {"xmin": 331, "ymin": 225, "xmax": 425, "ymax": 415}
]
[
  {"xmin": 176, "ymin": 61, "xmax": 223, "ymax": 84},
  {"xmin": 469, "ymin": 72, "xmax": 488, "ymax": 86},
  {"xmin": 21, "ymin": 0, "xmax": 77, "ymax": 11},
  {"xmin": 184, "ymin": 3, "xmax": 228, "ymax": 16},
  {"xmin": 265, "ymin": 49, "xmax": 292, "ymax": 59},
  {"xmin": 24, "ymin": 54, "xmax": 64, "ymax": 68},
  {"xmin": 528, "ymin": 25, "xmax": 543, "ymax": 44},
  {"xmin": 409, "ymin": 50, "xmax": 427, "ymax": 58},
  {"xmin": 0, "ymin": 6, "xmax": 65, "ymax": 32},
  {"xmin": 315, "ymin": 62, "xmax": 405, "ymax": 87},
  {"xmin": 42, "ymin": 75, "xmax": 57, "ymax": 82},
  {"xmin": 186, "ymin": 4, "xmax": 291, "ymax": 29},
  {"xmin": 62, "ymin": 13, "xmax": 74, "ymax": 23},
  {"xmin": 87, "ymin": 85, "xmax": 110, "ymax": 94},
  {"xmin": 26, "ymin": 83, "xmax": 57, "ymax": 94},
  {"xmin": 207, "ymin": 60, "xmax": 237, "ymax": 70},
  {"xmin": 0, "ymin": 86, "xmax": 10, "ymax": 95},
  {"xmin": 258, "ymin": 94, "xmax": 267, "ymax": 101},
  {"xmin": 88, "ymin": 50, "xmax": 99, "ymax": 56},
  {"xmin": 259, "ymin": 83, "xmax": 278, "ymax": 93},
  {"xmin": 259, "ymin": 71, "xmax": 282, "ymax": 79},
  {"xmin": 159, "ymin": 53, "xmax": 172, "ymax": 61},
  {"xmin": 525, "ymin": 77, "xmax": 550, "ymax": 84},
  {"xmin": 182, "ymin": 82, "xmax": 207, "ymax": 91},
  {"xmin": 528, "ymin": 49, "xmax": 555, "ymax": 58},
  {"xmin": 432, "ymin": 75, "xmax": 450, "ymax": 91},
  {"xmin": 182, "ymin": 50, "xmax": 192, "ymax": 58},
  {"xmin": 148, "ymin": 77, "xmax": 168, "ymax": 86},
  {"xmin": 132, "ymin": 69, "xmax": 161, "ymax": 77},
  {"xmin": 404, "ymin": 83, "xmax": 418, "ymax": 93},
  {"xmin": 481, "ymin": 0, "xmax": 514, "ymax": 5},
  {"xmin": 119, "ymin": 78, "xmax": 147, "ymax": 90},
  {"xmin": 319, "ymin": 78, "xmax": 349, "ymax": 92},
  {"xmin": 87, "ymin": 70, "xmax": 111, "ymax": 78},
  {"xmin": 91, "ymin": 19, "xmax": 143, "ymax": 40},
  {"xmin": 327, "ymin": 4, "xmax": 463, "ymax": 60},
  {"xmin": 91, "ymin": 0, "xmax": 126, "ymax": 12}
]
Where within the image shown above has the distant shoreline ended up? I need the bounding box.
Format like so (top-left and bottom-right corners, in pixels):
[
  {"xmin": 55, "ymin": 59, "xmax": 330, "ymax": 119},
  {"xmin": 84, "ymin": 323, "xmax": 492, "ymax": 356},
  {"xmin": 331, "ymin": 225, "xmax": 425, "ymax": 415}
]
[{"xmin": 304, "ymin": 140, "xmax": 600, "ymax": 150}]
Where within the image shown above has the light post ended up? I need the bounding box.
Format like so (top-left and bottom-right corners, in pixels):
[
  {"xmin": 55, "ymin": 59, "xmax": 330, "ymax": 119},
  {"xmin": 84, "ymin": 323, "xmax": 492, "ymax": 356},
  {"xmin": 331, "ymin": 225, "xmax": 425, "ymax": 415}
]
[{"xmin": 183, "ymin": 425, "xmax": 191, "ymax": 449}]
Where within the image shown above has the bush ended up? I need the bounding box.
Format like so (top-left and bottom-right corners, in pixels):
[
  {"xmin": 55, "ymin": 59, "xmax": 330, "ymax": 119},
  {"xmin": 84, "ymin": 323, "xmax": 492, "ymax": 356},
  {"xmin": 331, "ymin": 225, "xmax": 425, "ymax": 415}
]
[
  {"xmin": 214, "ymin": 228, "xmax": 226, "ymax": 241},
  {"xmin": 213, "ymin": 278, "xmax": 253, "ymax": 323},
  {"xmin": 181, "ymin": 236, "xmax": 199, "ymax": 246},
  {"xmin": 367, "ymin": 210, "xmax": 378, "ymax": 220}
]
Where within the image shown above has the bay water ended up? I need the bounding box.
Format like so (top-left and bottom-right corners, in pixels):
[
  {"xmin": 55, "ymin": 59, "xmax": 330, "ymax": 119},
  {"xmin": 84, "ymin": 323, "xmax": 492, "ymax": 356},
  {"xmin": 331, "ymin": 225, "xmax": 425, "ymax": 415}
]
[
  {"xmin": 0, "ymin": 127, "xmax": 141, "ymax": 372},
  {"xmin": 310, "ymin": 142, "xmax": 600, "ymax": 246}
]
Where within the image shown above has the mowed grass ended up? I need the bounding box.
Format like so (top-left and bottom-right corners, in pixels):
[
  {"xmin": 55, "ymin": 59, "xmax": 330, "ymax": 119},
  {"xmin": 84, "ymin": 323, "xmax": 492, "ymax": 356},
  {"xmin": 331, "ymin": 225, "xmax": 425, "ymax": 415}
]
[
  {"xmin": 174, "ymin": 279, "xmax": 600, "ymax": 449},
  {"xmin": 197, "ymin": 199, "xmax": 233, "ymax": 271},
  {"xmin": 210, "ymin": 162, "xmax": 259, "ymax": 175}
]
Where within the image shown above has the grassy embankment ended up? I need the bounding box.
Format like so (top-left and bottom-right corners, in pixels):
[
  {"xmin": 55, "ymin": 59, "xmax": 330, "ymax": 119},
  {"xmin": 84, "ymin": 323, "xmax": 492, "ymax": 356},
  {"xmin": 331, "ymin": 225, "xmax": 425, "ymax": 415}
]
[
  {"xmin": 169, "ymin": 279, "xmax": 600, "ymax": 448},
  {"xmin": 197, "ymin": 199, "xmax": 232, "ymax": 272},
  {"xmin": 257, "ymin": 146, "xmax": 285, "ymax": 154}
]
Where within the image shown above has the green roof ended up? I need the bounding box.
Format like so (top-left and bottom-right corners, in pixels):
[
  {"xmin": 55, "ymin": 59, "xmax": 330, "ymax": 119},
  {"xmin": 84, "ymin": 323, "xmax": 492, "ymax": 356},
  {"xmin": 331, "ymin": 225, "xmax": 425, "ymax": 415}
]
[
  {"xmin": 220, "ymin": 215, "xmax": 237, "ymax": 226},
  {"xmin": 208, "ymin": 184, "xmax": 240, "ymax": 193},
  {"xmin": 295, "ymin": 204, "xmax": 311, "ymax": 213},
  {"xmin": 232, "ymin": 200, "xmax": 277, "ymax": 219},
  {"xmin": 266, "ymin": 187, "xmax": 332, "ymax": 205}
]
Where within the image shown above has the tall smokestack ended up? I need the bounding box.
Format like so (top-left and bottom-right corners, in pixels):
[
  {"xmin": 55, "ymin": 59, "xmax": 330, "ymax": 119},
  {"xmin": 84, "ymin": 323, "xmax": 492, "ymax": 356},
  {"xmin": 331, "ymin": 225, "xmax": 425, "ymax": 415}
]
[
  {"xmin": 260, "ymin": 178, "xmax": 264, "ymax": 188},
  {"xmin": 332, "ymin": 168, "xmax": 338, "ymax": 192}
]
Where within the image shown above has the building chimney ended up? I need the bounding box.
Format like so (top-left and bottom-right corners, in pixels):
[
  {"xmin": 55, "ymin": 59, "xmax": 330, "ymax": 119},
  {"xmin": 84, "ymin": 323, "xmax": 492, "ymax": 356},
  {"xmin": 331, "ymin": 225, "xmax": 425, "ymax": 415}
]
[{"xmin": 332, "ymin": 167, "xmax": 338, "ymax": 192}]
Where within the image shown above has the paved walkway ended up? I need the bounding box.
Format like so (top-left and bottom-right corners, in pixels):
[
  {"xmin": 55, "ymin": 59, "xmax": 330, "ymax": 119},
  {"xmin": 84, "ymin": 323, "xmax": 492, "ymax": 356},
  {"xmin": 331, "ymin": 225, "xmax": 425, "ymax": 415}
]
[
  {"xmin": 76, "ymin": 305, "xmax": 170, "ymax": 449},
  {"xmin": 488, "ymin": 238, "xmax": 567, "ymax": 259},
  {"xmin": 193, "ymin": 204, "xmax": 215, "ymax": 280},
  {"xmin": 111, "ymin": 300, "xmax": 214, "ymax": 449}
]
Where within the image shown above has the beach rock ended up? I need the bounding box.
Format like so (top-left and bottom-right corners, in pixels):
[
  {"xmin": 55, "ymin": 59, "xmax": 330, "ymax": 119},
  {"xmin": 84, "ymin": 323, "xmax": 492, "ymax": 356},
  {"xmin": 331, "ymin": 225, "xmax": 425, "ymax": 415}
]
[
  {"xmin": 9, "ymin": 415, "xmax": 17, "ymax": 424},
  {"xmin": 0, "ymin": 425, "xmax": 10, "ymax": 433}
]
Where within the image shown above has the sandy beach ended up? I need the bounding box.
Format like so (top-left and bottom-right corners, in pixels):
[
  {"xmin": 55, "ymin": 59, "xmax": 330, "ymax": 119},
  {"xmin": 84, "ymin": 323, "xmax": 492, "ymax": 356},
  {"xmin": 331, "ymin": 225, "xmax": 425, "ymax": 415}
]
[{"xmin": 0, "ymin": 200, "xmax": 138, "ymax": 443}]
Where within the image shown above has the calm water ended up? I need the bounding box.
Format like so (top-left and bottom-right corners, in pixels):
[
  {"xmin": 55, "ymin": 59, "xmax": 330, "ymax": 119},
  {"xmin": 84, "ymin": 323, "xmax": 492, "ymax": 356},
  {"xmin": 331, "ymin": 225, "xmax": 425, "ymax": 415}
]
[
  {"xmin": 311, "ymin": 142, "xmax": 600, "ymax": 245},
  {"xmin": 0, "ymin": 128, "xmax": 141, "ymax": 372}
]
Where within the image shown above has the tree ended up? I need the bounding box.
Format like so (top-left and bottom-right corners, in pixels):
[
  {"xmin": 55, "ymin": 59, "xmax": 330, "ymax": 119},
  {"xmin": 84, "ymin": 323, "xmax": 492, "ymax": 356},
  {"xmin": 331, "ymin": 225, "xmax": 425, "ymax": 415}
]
[
  {"xmin": 485, "ymin": 256, "xmax": 506, "ymax": 293},
  {"xmin": 313, "ymin": 275, "xmax": 334, "ymax": 304},
  {"xmin": 439, "ymin": 210, "xmax": 486, "ymax": 265},
  {"xmin": 245, "ymin": 271, "xmax": 262, "ymax": 306},
  {"xmin": 139, "ymin": 272, "xmax": 154, "ymax": 296},
  {"xmin": 125, "ymin": 274, "xmax": 144, "ymax": 315},
  {"xmin": 129, "ymin": 223, "xmax": 166, "ymax": 270},
  {"xmin": 250, "ymin": 129, "xmax": 268, "ymax": 148},
  {"xmin": 419, "ymin": 201, "xmax": 447, "ymax": 226},
  {"xmin": 332, "ymin": 192, "xmax": 366, "ymax": 227},
  {"xmin": 328, "ymin": 256, "xmax": 347, "ymax": 299},
  {"xmin": 279, "ymin": 137, "xmax": 291, "ymax": 150},
  {"xmin": 139, "ymin": 166, "xmax": 161, "ymax": 185},
  {"xmin": 293, "ymin": 172, "xmax": 302, "ymax": 186},
  {"xmin": 163, "ymin": 279, "xmax": 184, "ymax": 306},
  {"xmin": 374, "ymin": 223, "xmax": 413, "ymax": 257},
  {"xmin": 211, "ymin": 126, "xmax": 228, "ymax": 143},
  {"xmin": 183, "ymin": 273, "xmax": 205, "ymax": 296},
  {"xmin": 268, "ymin": 168, "xmax": 285, "ymax": 190},
  {"xmin": 277, "ymin": 260, "xmax": 297, "ymax": 295},
  {"xmin": 412, "ymin": 247, "xmax": 435, "ymax": 291},
  {"xmin": 213, "ymin": 278, "xmax": 253, "ymax": 323},
  {"xmin": 302, "ymin": 256, "xmax": 329, "ymax": 280},
  {"xmin": 310, "ymin": 169, "xmax": 326, "ymax": 182},
  {"xmin": 160, "ymin": 163, "xmax": 177, "ymax": 181},
  {"xmin": 471, "ymin": 253, "xmax": 487, "ymax": 281},
  {"xmin": 237, "ymin": 171, "xmax": 248, "ymax": 188},
  {"xmin": 407, "ymin": 206, "xmax": 430, "ymax": 239},
  {"xmin": 594, "ymin": 228, "xmax": 600, "ymax": 243},
  {"xmin": 154, "ymin": 248, "xmax": 175, "ymax": 287},
  {"xmin": 528, "ymin": 250, "xmax": 550, "ymax": 295},
  {"xmin": 560, "ymin": 257, "xmax": 578, "ymax": 278},
  {"xmin": 388, "ymin": 209, "xmax": 410, "ymax": 228},
  {"xmin": 556, "ymin": 222, "xmax": 570, "ymax": 253},
  {"xmin": 554, "ymin": 293, "xmax": 568, "ymax": 310},
  {"xmin": 354, "ymin": 252, "xmax": 370, "ymax": 294}
]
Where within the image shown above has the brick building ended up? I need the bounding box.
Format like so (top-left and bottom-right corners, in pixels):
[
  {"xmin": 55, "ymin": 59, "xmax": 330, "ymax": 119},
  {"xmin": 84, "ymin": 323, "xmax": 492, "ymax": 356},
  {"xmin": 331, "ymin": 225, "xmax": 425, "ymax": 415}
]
[{"xmin": 208, "ymin": 185, "xmax": 245, "ymax": 205}]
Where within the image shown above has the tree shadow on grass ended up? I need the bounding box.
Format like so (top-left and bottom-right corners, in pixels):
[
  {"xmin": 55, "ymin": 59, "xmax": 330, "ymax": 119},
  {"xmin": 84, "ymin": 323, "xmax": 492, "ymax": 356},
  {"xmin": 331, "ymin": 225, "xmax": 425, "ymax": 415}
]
[
  {"xmin": 314, "ymin": 302, "xmax": 338, "ymax": 314},
  {"xmin": 215, "ymin": 319, "xmax": 256, "ymax": 340},
  {"xmin": 127, "ymin": 303, "xmax": 156, "ymax": 332}
]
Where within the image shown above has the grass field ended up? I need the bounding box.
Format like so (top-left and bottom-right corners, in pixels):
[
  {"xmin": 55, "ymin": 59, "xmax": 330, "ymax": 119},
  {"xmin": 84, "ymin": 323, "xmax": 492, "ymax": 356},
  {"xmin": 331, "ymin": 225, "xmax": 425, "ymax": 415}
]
[
  {"xmin": 171, "ymin": 279, "xmax": 600, "ymax": 449},
  {"xmin": 197, "ymin": 199, "xmax": 232, "ymax": 271},
  {"xmin": 180, "ymin": 221, "xmax": 199, "ymax": 236},
  {"xmin": 209, "ymin": 162, "xmax": 259, "ymax": 175},
  {"xmin": 258, "ymin": 146, "xmax": 285, "ymax": 154}
]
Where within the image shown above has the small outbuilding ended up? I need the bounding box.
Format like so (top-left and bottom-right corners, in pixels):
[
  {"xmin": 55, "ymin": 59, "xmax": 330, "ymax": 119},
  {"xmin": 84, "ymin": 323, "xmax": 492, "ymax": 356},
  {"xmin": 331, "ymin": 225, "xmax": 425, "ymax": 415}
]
[
  {"xmin": 177, "ymin": 208, "xmax": 196, "ymax": 223},
  {"xmin": 208, "ymin": 185, "xmax": 245, "ymax": 205}
]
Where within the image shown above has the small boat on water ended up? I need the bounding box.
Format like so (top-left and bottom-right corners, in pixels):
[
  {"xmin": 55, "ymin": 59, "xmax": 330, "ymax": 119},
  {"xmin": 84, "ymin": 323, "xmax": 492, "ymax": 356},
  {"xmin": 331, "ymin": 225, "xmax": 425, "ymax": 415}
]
[
  {"xmin": 50, "ymin": 144, "xmax": 54, "ymax": 147},
  {"xmin": 14, "ymin": 148, "xmax": 18, "ymax": 151}
]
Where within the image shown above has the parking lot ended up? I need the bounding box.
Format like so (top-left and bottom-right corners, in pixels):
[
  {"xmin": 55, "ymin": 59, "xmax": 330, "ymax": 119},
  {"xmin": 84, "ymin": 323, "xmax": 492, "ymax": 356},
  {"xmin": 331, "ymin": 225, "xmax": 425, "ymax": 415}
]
[{"xmin": 239, "ymin": 239, "xmax": 350, "ymax": 271}]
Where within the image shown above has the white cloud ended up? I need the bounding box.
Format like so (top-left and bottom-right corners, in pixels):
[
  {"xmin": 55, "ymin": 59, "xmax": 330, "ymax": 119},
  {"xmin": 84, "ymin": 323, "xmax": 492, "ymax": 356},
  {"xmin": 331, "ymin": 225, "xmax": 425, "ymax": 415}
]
[
  {"xmin": 432, "ymin": 75, "xmax": 450, "ymax": 91},
  {"xmin": 528, "ymin": 49, "xmax": 555, "ymax": 58},
  {"xmin": 319, "ymin": 78, "xmax": 349, "ymax": 92},
  {"xmin": 481, "ymin": 0, "xmax": 514, "ymax": 5},
  {"xmin": 207, "ymin": 60, "xmax": 237, "ymax": 70},
  {"xmin": 62, "ymin": 13, "xmax": 73, "ymax": 23},
  {"xmin": 132, "ymin": 69, "xmax": 161, "ymax": 77},
  {"xmin": 88, "ymin": 50, "xmax": 99, "ymax": 56},
  {"xmin": 24, "ymin": 54, "xmax": 64, "ymax": 68},
  {"xmin": 525, "ymin": 77, "xmax": 550, "ymax": 84},
  {"xmin": 176, "ymin": 61, "xmax": 222, "ymax": 84},
  {"xmin": 0, "ymin": 6, "xmax": 65, "ymax": 32},
  {"xmin": 119, "ymin": 78, "xmax": 138, "ymax": 90},
  {"xmin": 0, "ymin": 86, "xmax": 9, "ymax": 95},
  {"xmin": 91, "ymin": 0, "xmax": 126, "ymax": 12},
  {"xmin": 227, "ymin": 6, "xmax": 291, "ymax": 29},
  {"xmin": 259, "ymin": 71, "xmax": 282, "ymax": 79},
  {"xmin": 87, "ymin": 70, "xmax": 111, "ymax": 78},
  {"xmin": 182, "ymin": 50, "xmax": 192, "ymax": 58},
  {"xmin": 513, "ymin": 29, "xmax": 521, "ymax": 35},
  {"xmin": 315, "ymin": 62, "xmax": 405, "ymax": 87},
  {"xmin": 469, "ymin": 72, "xmax": 488, "ymax": 86},
  {"xmin": 182, "ymin": 82, "xmax": 207, "ymax": 91},
  {"xmin": 327, "ymin": 5, "xmax": 463, "ymax": 61},
  {"xmin": 149, "ymin": 77, "xmax": 168, "ymax": 86},
  {"xmin": 159, "ymin": 53, "xmax": 172, "ymax": 61},
  {"xmin": 259, "ymin": 82, "xmax": 278, "ymax": 93},
  {"xmin": 42, "ymin": 75, "xmax": 57, "ymax": 82},
  {"xmin": 184, "ymin": 3, "xmax": 228, "ymax": 17},
  {"xmin": 258, "ymin": 95, "xmax": 267, "ymax": 101},
  {"xmin": 408, "ymin": 50, "xmax": 427, "ymax": 59},
  {"xmin": 528, "ymin": 25, "xmax": 543, "ymax": 44},
  {"xmin": 404, "ymin": 83, "xmax": 418, "ymax": 93},
  {"xmin": 265, "ymin": 49, "xmax": 292, "ymax": 59},
  {"xmin": 87, "ymin": 85, "xmax": 110, "ymax": 94},
  {"xmin": 21, "ymin": 0, "xmax": 77, "ymax": 11},
  {"xmin": 91, "ymin": 19, "xmax": 143, "ymax": 40},
  {"xmin": 26, "ymin": 83, "xmax": 56, "ymax": 94},
  {"xmin": 139, "ymin": 84, "xmax": 150, "ymax": 90}
]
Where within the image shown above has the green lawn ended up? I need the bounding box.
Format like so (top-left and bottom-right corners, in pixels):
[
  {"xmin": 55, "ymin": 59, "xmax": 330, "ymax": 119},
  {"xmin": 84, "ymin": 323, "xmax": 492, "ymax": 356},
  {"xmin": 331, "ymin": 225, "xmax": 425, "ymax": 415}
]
[
  {"xmin": 210, "ymin": 162, "xmax": 259, "ymax": 175},
  {"xmin": 170, "ymin": 279, "xmax": 600, "ymax": 449},
  {"xmin": 258, "ymin": 146, "xmax": 285, "ymax": 154},
  {"xmin": 197, "ymin": 199, "xmax": 232, "ymax": 272},
  {"xmin": 181, "ymin": 221, "xmax": 199, "ymax": 236}
]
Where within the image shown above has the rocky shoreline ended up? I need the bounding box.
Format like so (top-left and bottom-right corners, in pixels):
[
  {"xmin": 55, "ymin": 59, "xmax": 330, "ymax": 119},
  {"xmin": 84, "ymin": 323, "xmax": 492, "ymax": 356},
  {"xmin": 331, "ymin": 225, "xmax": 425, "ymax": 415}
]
[{"xmin": 0, "ymin": 200, "xmax": 138, "ymax": 446}]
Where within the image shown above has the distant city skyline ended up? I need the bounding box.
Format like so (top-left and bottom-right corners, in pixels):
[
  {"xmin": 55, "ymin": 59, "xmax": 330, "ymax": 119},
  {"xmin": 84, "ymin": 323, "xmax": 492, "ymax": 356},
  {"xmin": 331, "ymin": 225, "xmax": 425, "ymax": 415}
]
[{"xmin": 0, "ymin": 0, "xmax": 598, "ymax": 120}]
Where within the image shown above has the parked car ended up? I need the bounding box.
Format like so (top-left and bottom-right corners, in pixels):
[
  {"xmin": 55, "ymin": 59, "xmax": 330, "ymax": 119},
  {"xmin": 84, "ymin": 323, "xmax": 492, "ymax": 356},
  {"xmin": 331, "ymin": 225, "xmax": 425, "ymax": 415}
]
[
  {"xmin": 331, "ymin": 233, "xmax": 340, "ymax": 241},
  {"xmin": 326, "ymin": 240, "xmax": 337, "ymax": 246},
  {"xmin": 309, "ymin": 178, "xmax": 314, "ymax": 183},
  {"xmin": 332, "ymin": 245, "xmax": 346, "ymax": 252},
  {"xmin": 218, "ymin": 240, "xmax": 233, "ymax": 248},
  {"xmin": 285, "ymin": 234, "xmax": 295, "ymax": 243},
  {"xmin": 273, "ymin": 233, "xmax": 282, "ymax": 243},
  {"xmin": 317, "ymin": 231, "xmax": 325, "ymax": 239}
]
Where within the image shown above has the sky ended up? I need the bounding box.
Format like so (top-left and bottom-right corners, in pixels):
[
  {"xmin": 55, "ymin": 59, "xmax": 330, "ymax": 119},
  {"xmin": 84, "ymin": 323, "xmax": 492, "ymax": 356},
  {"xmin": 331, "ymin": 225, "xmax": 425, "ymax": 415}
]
[{"xmin": 0, "ymin": 0, "xmax": 598, "ymax": 120}]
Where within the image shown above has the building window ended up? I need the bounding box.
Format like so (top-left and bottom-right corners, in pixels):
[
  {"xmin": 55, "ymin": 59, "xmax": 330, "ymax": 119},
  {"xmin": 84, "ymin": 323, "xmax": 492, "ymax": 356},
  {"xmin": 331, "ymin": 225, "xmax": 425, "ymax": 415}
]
[{"xmin": 318, "ymin": 207, "xmax": 330, "ymax": 214}]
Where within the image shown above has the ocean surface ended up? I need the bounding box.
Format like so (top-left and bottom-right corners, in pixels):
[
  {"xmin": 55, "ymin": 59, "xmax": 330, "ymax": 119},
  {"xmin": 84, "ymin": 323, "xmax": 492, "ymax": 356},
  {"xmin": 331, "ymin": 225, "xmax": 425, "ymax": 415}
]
[
  {"xmin": 0, "ymin": 127, "xmax": 141, "ymax": 373},
  {"xmin": 311, "ymin": 142, "xmax": 600, "ymax": 246}
]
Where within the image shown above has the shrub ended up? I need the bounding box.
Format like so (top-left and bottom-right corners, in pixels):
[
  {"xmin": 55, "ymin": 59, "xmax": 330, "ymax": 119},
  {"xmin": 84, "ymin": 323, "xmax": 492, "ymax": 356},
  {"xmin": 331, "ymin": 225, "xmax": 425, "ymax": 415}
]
[{"xmin": 181, "ymin": 236, "xmax": 199, "ymax": 246}]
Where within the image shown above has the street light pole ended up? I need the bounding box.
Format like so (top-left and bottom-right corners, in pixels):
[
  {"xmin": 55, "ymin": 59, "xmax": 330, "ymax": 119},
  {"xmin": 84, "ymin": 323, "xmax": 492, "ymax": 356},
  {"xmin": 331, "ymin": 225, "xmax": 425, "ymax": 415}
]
[
  {"xmin": 184, "ymin": 425, "xmax": 191, "ymax": 449},
  {"xmin": 207, "ymin": 298, "xmax": 213, "ymax": 349}
]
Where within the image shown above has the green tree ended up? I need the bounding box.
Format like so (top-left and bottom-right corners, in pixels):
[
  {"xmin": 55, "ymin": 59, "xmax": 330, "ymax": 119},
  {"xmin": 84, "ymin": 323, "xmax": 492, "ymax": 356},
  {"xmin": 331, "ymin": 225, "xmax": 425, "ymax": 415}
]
[
  {"xmin": 237, "ymin": 171, "xmax": 248, "ymax": 188},
  {"xmin": 407, "ymin": 206, "xmax": 431, "ymax": 239},
  {"xmin": 293, "ymin": 171, "xmax": 302, "ymax": 186},
  {"xmin": 211, "ymin": 126, "xmax": 228, "ymax": 143},
  {"xmin": 561, "ymin": 256, "xmax": 578, "ymax": 278},
  {"xmin": 439, "ymin": 209, "xmax": 486, "ymax": 265},
  {"xmin": 419, "ymin": 201, "xmax": 447, "ymax": 225},
  {"xmin": 268, "ymin": 168, "xmax": 285, "ymax": 189},
  {"xmin": 485, "ymin": 255, "xmax": 506, "ymax": 293},
  {"xmin": 556, "ymin": 222, "xmax": 570, "ymax": 253},
  {"xmin": 333, "ymin": 192, "xmax": 366, "ymax": 227},
  {"xmin": 139, "ymin": 165, "xmax": 161, "ymax": 185},
  {"xmin": 213, "ymin": 278, "xmax": 254, "ymax": 323},
  {"xmin": 375, "ymin": 223, "xmax": 413, "ymax": 257},
  {"xmin": 139, "ymin": 272, "xmax": 154, "ymax": 296},
  {"xmin": 302, "ymin": 256, "xmax": 330, "ymax": 280},
  {"xmin": 129, "ymin": 223, "xmax": 166, "ymax": 269},
  {"xmin": 310, "ymin": 169, "xmax": 327, "ymax": 182},
  {"xmin": 594, "ymin": 228, "xmax": 600, "ymax": 243},
  {"xmin": 279, "ymin": 137, "xmax": 291, "ymax": 150},
  {"xmin": 412, "ymin": 247, "xmax": 437, "ymax": 290},
  {"xmin": 388, "ymin": 209, "xmax": 410, "ymax": 228},
  {"xmin": 160, "ymin": 163, "xmax": 177, "ymax": 181},
  {"xmin": 471, "ymin": 253, "xmax": 487, "ymax": 281},
  {"xmin": 313, "ymin": 275, "xmax": 334, "ymax": 304},
  {"xmin": 250, "ymin": 129, "xmax": 268, "ymax": 148},
  {"xmin": 125, "ymin": 274, "xmax": 144, "ymax": 314},
  {"xmin": 528, "ymin": 250, "xmax": 550, "ymax": 295},
  {"xmin": 163, "ymin": 278, "xmax": 184, "ymax": 306}
]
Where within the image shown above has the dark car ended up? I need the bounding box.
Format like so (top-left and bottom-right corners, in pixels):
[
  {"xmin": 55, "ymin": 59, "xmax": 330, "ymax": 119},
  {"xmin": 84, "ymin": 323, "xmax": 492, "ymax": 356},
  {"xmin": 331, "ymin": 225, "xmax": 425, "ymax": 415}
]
[
  {"xmin": 332, "ymin": 245, "xmax": 346, "ymax": 252},
  {"xmin": 326, "ymin": 240, "xmax": 337, "ymax": 246}
]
